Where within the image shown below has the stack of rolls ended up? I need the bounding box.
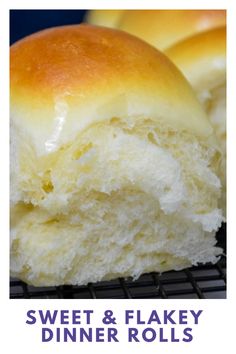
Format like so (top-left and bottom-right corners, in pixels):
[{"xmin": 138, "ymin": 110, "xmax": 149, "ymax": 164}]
[
  {"xmin": 10, "ymin": 24, "xmax": 224, "ymax": 286},
  {"xmin": 86, "ymin": 10, "xmax": 226, "ymax": 50},
  {"xmin": 87, "ymin": 9, "xmax": 227, "ymax": 215}
]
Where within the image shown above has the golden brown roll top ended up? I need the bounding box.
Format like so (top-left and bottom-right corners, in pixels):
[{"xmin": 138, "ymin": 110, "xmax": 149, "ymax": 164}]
[{"xmin": 11, "ymin": 24, "xmax": 213, "ymax": 156}]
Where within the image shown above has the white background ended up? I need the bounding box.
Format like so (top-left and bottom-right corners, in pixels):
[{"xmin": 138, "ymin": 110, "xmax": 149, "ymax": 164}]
[{"xmin": 1, "ymin": 1, "xmax": 235, "ymax": 353}]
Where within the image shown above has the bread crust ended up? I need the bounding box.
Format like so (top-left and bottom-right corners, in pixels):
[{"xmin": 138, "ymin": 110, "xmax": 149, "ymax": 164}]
[{"xmin": 11, "ymin": 24, "xmax": 213, "ymax": 155}]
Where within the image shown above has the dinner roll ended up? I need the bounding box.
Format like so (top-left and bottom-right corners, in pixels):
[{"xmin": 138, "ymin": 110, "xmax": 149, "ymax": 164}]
[
  {"xmin": 166, "ymin": 27, "xmax": 226, "ymax": 214},
  {"xmin": 10, "ymin": 25, "xmax": 223, "ymax": 286},
  {"xmin": 87, "ymin": 10, "xmax": 226, "ymax": 50}
]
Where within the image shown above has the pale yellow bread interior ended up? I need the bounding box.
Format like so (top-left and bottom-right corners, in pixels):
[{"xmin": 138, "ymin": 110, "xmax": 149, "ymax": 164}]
[{"xmin": 11, "ymin": 24, "xmax": 214, "ymax": 156}]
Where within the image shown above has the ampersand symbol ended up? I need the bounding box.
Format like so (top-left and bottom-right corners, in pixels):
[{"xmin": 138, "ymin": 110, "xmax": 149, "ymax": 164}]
[{"xmin": 102, "ymin": 310, "xmax": 117, "ymax": 325}]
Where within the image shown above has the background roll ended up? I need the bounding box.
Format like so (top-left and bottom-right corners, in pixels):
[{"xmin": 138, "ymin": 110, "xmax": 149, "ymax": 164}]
[
  {"xmin": 87, "ymin": 10, "xmax": 226, "ymax": 50},
  {"xmin": 86, "ymin": 10, "xmax": 125, "ymax": 28},
  {"xmin": 166, "ymin": 27, "xmax": 226, "ymax": 214}
]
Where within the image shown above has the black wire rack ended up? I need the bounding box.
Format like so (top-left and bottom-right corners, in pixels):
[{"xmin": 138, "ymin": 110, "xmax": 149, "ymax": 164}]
[{"xmin": 10, "ymin": 224, "xmax": 226, "ymax": 299}]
